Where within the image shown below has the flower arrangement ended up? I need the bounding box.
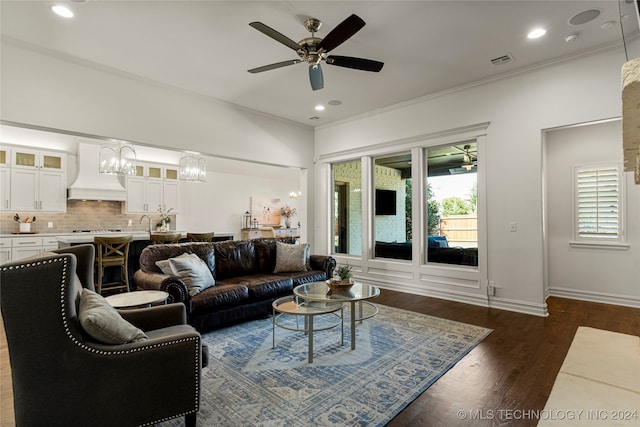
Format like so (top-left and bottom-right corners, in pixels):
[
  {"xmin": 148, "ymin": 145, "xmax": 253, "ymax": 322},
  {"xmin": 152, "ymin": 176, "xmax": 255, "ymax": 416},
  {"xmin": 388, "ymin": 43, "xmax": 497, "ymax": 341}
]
[
  {"xmin": 279, "ymin": 205, "xmax": 297, "ymax": 218},
  {"xmin": 157, "ymin": 205, "xmax": 174, "ymax": 230}
]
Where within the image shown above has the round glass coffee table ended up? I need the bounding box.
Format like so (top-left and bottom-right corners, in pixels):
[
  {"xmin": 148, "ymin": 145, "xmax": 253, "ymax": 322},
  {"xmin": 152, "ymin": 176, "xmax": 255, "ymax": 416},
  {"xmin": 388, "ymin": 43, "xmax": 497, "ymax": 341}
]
[
  {"xmin": 272, "ymin": 295, "xmax": 343, "ymax": 363},
  {"xmin": 294, "ymin": 282, "xmax": 380, "ymax": 351}
]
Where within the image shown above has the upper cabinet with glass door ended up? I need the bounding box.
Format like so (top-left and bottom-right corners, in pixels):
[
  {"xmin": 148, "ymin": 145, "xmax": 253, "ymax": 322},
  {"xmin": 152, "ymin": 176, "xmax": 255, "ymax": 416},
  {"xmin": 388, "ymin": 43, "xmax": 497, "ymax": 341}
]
[
  {"xmin": 12, "ymin": 148, "xmax": 66, "ymax": 172},
  {"xmin": 9, "ymin": 147, "xmax": 67, "ymax": 212}
]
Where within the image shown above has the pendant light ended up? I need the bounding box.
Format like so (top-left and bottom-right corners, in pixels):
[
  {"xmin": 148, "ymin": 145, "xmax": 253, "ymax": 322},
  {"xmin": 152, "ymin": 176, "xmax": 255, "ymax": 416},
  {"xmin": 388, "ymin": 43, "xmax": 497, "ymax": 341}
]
[
  {"xmin": 99, "ymin": 143, "xmax": 137, "ymax": 175},
  {"xmin": 179, "ymin": 152, "xmax": 207, "ymax": 182}
]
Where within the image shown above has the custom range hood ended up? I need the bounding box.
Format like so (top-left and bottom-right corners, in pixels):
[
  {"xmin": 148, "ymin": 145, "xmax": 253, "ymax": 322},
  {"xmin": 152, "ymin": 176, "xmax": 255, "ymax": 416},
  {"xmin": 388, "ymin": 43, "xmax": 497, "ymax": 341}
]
[{"xmin": 67, "ymin": 142, "xmax": 128, "ymax": 201}]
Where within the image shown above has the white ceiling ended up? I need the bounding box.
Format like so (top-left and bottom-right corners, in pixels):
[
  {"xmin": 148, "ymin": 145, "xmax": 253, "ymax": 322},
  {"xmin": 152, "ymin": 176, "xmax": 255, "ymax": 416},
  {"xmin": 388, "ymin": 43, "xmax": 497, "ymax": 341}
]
[{"xmin": 1, "ymin": 1, "xmax": 639, "ymax": 127}]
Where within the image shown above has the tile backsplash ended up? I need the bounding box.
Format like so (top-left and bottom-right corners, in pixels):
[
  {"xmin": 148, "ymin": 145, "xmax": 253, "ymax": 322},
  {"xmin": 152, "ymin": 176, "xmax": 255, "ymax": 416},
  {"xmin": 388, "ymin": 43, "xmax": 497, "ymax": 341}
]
[{"xmin": 0, "ymin": 201, "xmax": 175, "ymax": 234}]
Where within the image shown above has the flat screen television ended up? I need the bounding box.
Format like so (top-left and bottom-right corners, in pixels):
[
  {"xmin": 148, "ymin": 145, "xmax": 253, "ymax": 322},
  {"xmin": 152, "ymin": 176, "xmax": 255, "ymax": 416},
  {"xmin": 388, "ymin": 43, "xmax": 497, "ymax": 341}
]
[{"xmin": 375, "ymin": 189, "xmax": 397, "ymax": 215}]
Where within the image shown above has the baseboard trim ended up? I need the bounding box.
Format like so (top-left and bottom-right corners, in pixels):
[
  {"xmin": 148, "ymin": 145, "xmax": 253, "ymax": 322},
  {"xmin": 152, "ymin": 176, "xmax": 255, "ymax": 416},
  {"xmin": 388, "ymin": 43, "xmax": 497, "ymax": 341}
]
[
  {"xmin": 548, "ymin": 287, "xmax": 640, "ymax": 308},
  {"xmin": 379, "ymin": 281, "xmax": 549, "ymax": 317}
]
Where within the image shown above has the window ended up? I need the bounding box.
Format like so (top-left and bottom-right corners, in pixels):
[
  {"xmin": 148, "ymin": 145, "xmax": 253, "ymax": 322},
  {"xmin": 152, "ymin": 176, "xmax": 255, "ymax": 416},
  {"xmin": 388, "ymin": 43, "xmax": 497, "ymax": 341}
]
[
  {"xmin": 425, "ymin": 142, "xmax": 478, "ymax": 267},
  {"xmin": 574, "ymin": 164, "xmax": 624, "ymax": 242},
  {"xmin": 373, "ymin": 153, "xmax": 412, "ymax": 260},
  {"xmin": 332, "ymin": 160, "xmax": 362, "ymax": 256}
]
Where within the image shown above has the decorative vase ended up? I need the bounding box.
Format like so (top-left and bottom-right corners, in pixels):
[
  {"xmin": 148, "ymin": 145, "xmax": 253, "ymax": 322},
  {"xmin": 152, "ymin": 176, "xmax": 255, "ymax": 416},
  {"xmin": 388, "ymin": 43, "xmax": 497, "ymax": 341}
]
[{"xmin": 284, "ymin": 217, "xmax": 291, "ymax": 228}]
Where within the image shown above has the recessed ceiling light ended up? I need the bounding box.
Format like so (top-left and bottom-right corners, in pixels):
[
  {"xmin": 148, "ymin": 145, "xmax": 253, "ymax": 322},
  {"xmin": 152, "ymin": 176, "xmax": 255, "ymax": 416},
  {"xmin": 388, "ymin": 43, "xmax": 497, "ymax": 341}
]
[
  {"xmin": 328, "ymin": 100, "xmax": 342, "ymax": 106},
  {"xmin": 600, "ymin": 20, "xmax": 616, "ymax": 30},
  {"xmin": 315, "ymin": 105, "xmax": 325, "ymax": 111},
  {"xmin": 527, "ymin": 28, "xmax": 547, "ymax": 39},
  {"xmin": 50, "ymin": 4, "xmax": 74, "ymax": 18}
]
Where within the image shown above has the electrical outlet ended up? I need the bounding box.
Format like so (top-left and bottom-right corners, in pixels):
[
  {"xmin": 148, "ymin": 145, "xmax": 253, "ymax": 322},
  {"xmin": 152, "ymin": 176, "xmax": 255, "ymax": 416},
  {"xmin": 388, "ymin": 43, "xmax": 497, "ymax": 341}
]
[
  {"xmin": 509, "ymin": 222, "xmax": 517, "ymax": 232},
  {"xmin": 488, "ymin": 281, "xmax": 496, "ymax": 296},
  {"xmin": 48, "ymin": 222, "xmax": 53, "ymax": 228}
]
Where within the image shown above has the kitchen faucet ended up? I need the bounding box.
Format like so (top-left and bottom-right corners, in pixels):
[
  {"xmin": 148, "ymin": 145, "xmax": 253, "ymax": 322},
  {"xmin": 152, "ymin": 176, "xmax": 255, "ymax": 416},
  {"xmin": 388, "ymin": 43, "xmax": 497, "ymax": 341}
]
[{"xmin": 140, "ymin": 215, "xmax": 151, "ymax": 232}]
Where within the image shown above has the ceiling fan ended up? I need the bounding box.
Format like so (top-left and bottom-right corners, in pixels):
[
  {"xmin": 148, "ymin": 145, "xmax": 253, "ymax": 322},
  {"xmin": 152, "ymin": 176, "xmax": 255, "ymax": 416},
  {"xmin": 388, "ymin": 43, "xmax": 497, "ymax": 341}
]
[{"xmin": 248, "ymin": 14, "xmax": 384, "ymax": 91}]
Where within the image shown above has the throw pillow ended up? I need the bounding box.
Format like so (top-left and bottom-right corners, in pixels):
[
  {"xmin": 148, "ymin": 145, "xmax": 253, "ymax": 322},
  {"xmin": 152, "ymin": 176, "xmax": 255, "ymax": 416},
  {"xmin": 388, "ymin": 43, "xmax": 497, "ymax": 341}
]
[
  {"xmin": 273, "ymin": 241, "xmax": 310, "ymax": 273},
  {"xmin": 155, "ymin": 259, "xmax": 173, "ymax": 275},
  {"xmin": 79, "ymin": 288, "xmax": 148, "ymax": 344},
  {"xmin": 168, "ymin": 253, "xmax": 215, "ymax": 297}
]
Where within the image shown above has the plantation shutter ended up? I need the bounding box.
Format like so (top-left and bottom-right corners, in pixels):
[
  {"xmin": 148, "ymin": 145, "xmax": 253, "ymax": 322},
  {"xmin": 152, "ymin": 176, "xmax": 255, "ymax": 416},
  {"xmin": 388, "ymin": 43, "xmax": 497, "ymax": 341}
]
[{"xmin": 576, "ymin": 166, "xmax": 620, "ymax": 239}]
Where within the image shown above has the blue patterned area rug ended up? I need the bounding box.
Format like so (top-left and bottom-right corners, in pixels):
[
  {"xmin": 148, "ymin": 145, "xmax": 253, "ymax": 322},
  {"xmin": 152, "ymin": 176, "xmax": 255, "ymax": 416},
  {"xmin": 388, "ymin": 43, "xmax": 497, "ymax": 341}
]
[{"xmin": 161, "ymin": 304, "xmax": 491, "ymax": 427}]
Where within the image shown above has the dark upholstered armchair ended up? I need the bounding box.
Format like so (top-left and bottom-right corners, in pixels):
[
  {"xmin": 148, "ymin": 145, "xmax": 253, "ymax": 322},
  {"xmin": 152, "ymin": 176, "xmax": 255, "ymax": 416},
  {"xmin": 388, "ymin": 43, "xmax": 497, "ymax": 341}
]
[{"xmin": 0, "ymin": 244, "xmax": 203, "ymax": 427}]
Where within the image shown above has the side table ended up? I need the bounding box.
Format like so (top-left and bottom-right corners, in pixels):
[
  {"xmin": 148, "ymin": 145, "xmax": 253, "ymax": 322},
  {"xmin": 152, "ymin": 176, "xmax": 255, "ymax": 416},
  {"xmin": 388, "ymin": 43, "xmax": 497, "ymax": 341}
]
[
  {"xmin": 272, "ymin": 295, "xmax": 343, "ymax": 363},
  {"xmin": 105, "ymin": 290, "xmax": 169, "ymax": 309}
]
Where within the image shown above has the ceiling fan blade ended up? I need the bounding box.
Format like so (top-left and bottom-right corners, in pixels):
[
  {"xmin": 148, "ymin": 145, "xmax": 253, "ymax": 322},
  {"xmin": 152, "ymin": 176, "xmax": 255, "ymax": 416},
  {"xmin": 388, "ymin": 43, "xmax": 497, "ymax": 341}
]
[
  {"xmin": 309, "ymin": 64, "xmax": 324, "ymax": 91},
  {"xmin": 317, "ymin": 14, "xmax": 365, "ymax": 52},
  {"xmin": 249, "ymin": 22, "xmax": 301, "ymax": 51},
  {"xmin": 326, "ymin": 55, "xmax": 384, "ymax": 72},
  {"xmin": 248, "ymin": 60, "xmax": 301, "ymax": 74}
]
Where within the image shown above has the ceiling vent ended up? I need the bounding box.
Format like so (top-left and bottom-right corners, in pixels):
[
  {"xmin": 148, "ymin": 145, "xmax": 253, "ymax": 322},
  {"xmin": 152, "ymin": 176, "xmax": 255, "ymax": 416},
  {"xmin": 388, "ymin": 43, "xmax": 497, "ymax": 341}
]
[{"xmin": 490, "ymin": 54, "xmax": 514, "ymax": 66}]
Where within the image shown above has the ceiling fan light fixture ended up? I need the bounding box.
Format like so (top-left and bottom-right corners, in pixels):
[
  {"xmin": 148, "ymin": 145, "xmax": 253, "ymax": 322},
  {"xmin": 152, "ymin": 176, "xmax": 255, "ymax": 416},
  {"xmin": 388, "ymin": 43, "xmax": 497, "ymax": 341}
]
[{"xmin": 461, "ymin": 145, "xmax": 475, "ymax": 171}]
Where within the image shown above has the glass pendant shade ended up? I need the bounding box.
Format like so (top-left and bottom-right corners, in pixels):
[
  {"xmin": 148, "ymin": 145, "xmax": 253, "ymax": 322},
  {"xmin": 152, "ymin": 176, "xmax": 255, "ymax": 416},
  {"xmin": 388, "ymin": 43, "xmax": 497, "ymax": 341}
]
[
  {"xmin": 99, "ymin": 143, "xmax": 136, "ymax": 175},
  {"xmin": 179, "ymin": 153, "xmax": 206, "ymax": 182}
]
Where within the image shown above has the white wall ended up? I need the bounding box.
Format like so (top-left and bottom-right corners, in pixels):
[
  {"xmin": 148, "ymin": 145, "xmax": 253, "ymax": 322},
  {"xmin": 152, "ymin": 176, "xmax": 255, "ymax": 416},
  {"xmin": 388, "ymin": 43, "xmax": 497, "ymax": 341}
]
[
  {"xmin": 315, "ymin": 44, "xmax": 636, "ymax": 315},
  {"xmin": 544, "ymin": 120, "xmax": 640, "ymax": 307},
  {"xmin": 176, "ymin": 156, "xmax": 302, "ymax": 235},
  {"xmin": 1, "ymin": 40, "xmax": 316, "ymax": 244}
]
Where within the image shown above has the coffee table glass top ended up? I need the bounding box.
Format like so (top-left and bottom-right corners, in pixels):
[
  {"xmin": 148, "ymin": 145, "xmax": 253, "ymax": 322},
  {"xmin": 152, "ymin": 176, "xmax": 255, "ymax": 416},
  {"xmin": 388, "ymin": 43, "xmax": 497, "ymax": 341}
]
[{"xmin": 294, "ymin": 281, "xmax": 380, "ymax": 302}]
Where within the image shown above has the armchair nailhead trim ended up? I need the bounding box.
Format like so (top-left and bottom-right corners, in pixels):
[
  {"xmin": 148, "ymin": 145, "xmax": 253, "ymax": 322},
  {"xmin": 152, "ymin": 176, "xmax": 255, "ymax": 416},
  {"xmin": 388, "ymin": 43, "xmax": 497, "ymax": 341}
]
[{"xmin": 3, "ymin": 255, "xmax": 201, "ymax": 426}]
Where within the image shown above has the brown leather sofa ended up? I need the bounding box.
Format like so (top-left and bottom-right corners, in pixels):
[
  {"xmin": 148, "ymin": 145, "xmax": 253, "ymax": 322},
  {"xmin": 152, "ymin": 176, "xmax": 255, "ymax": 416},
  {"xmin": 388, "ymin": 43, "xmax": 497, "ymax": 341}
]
[{"xmin": 134, "ymin": 238, "xmax": 336, "ymax": 331}]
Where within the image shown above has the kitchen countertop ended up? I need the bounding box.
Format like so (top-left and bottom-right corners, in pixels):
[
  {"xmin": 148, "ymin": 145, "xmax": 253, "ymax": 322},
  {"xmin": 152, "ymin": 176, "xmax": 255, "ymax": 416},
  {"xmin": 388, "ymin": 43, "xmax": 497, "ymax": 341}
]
[{"xmin": 2, "ymin": 231, "xmax": 235, "ymax": 244}]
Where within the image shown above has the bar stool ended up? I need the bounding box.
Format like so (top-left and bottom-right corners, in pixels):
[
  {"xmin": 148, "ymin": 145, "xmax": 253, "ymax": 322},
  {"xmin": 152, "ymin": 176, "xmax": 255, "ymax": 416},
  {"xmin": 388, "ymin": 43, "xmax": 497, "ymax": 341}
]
[
  {"xmin": 186, "ymin": 232, "xmax": 215, "ymax": 242},
  {"xmin": 150, "ymin": 232, "xmax": 182, "ymax": 244},
  {"xmin": 94, "ymin": 235, "xmax": 133, "ymax": 295}
]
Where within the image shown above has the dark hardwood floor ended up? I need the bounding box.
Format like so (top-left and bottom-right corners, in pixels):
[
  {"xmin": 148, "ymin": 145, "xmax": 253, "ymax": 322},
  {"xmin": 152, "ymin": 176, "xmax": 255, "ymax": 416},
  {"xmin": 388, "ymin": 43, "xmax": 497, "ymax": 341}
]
[{"xmin": 2, "ymin": 290, "xmax": 639, "ymax": 426}]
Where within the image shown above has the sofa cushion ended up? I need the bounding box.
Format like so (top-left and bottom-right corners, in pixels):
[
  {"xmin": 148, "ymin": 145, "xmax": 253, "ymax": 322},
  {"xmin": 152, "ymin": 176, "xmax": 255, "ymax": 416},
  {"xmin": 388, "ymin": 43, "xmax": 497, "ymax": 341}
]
[
  {"xmin": 79, "ymin": 288, "xmax": 148, "ymax": 344},
  {"xmin": 254, "ymin": 238, "xmax": 278, "ymax": 273},
  {"xmin": 168, "ymin": 253, "xmax": 215, "ymax": 297},
  {"xmin": 281, "ymin": 270, "xmax": 328, "ymax": 286},
  {"xmin": 189, "ymin": 284, "xmax": 250, "ymax": 314},
  {"xmin": 273, "ymin": 241, "xmax": 310, "ymax": 273},
  {"xmin": 139, "ymin": 242, "xmax": 215, "ymax": 274},
  {"xmin": 218, "ymin": 275, "xmax": 293, "ymax": 300},
  {"xmin": 214, "ymin": 240, "xmax": 257, "ymax": 279}
]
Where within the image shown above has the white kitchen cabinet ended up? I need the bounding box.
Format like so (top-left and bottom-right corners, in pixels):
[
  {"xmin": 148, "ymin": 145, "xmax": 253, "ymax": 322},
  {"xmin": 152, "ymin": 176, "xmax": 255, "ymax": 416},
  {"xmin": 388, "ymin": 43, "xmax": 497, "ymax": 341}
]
[
  {"xmin": 7, "ymin": 236, "xmax": 61, "ymax": 261},
  {"xmin": 0, "ymin": 167, "xmax": 10, "ymax": 211},
  {"xmin": 126, "ymin": 162, "xmax": 179, "ymax": 214},
  {"xmin": 9, "ymin": 148, "xmax": 66, "ymax": 212},
  {"xmin": 11, "ymin": 237, "xmax": 43, "ymax": 261},
  {"xmin": 10, "ymin": 168, "xmax": 66, "ymax": 212},
  {"xmin": 42, "ymin": 236, "xmax": 60, "ymax": 251},
  {"xmin": 0, "ymin": 238, "xmax": 11, "ymax": 264},
  {"xmin": 163, "ymin": 181, "xmax": 179, "ymax": 212},
  {"xmin": 12, "ymin": 148, "xmax": 66, "ymax": 172}
]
